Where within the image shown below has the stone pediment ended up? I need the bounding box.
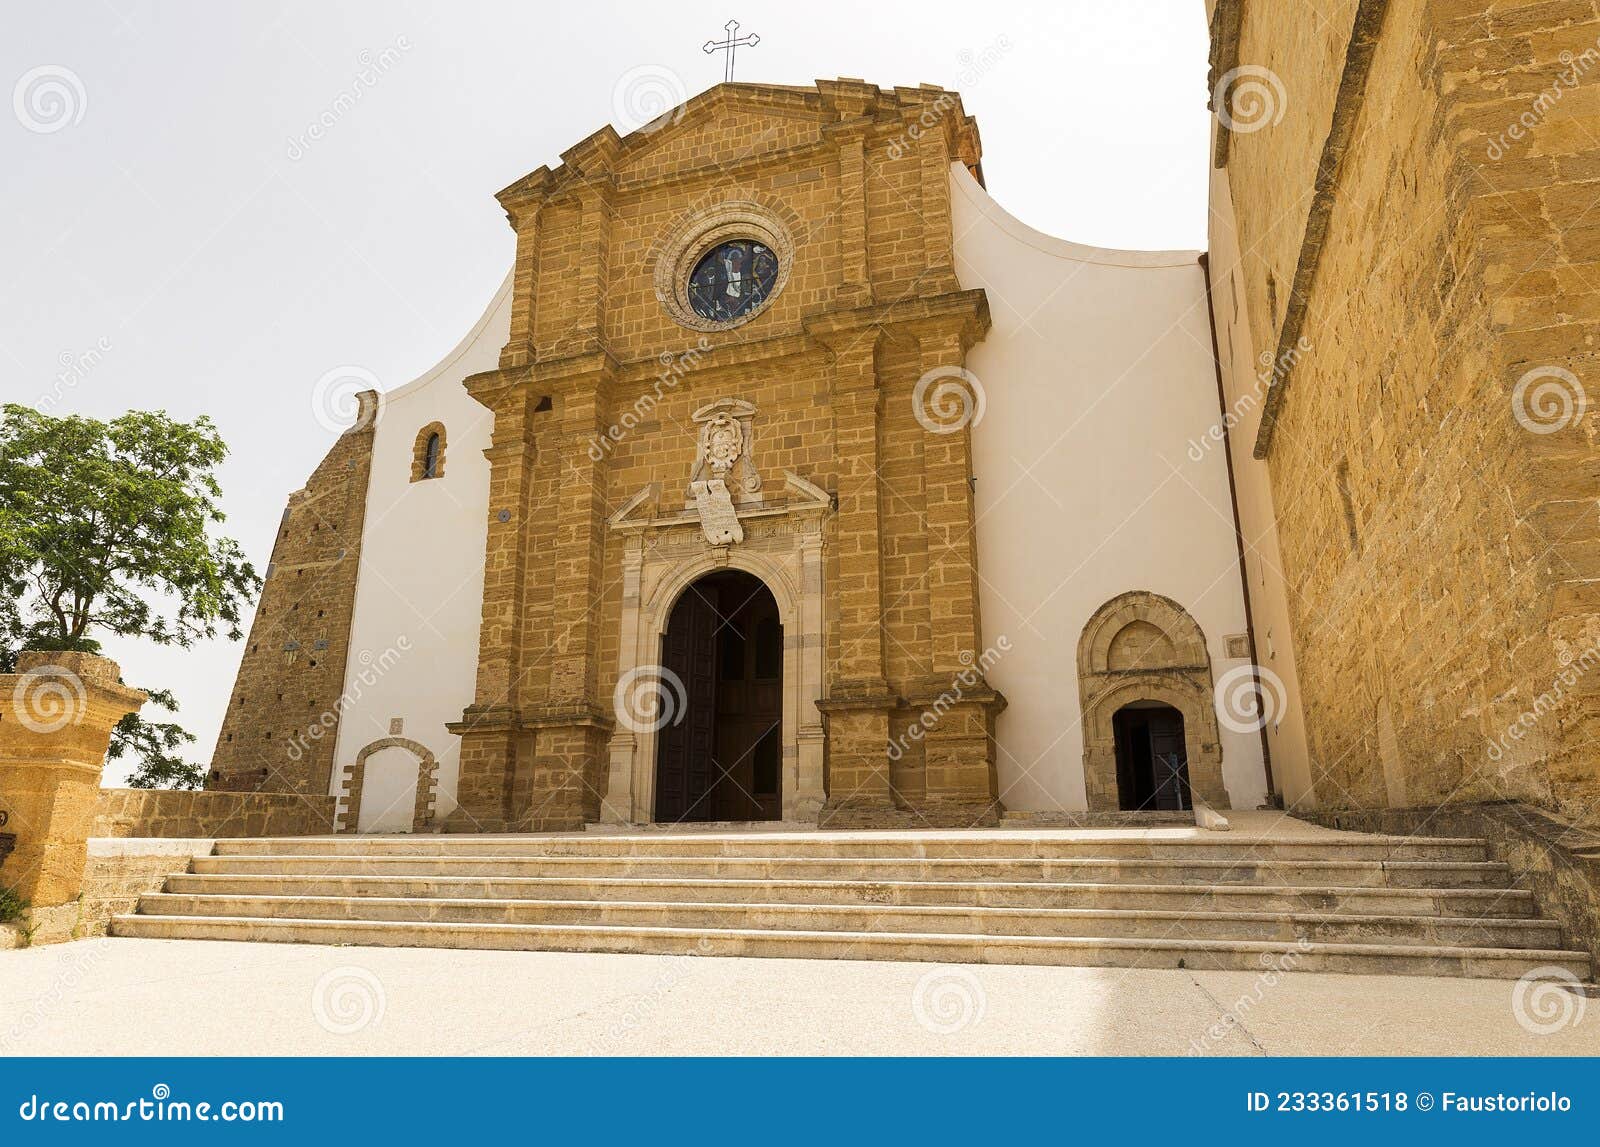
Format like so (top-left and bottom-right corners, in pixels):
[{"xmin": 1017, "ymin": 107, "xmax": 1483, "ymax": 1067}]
[
  {"xmin": 496, "ymin": 81, "xmax": 980, "ymax": 209},
  {"xmin": 611, "ymin": 102, "xmax": 824, "ymax": 182}
]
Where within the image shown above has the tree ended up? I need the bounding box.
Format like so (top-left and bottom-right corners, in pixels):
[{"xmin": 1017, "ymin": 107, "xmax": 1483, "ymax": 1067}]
[{"xmin": 0, "ymin": 404, "xmax": 261, "ymax": 788}]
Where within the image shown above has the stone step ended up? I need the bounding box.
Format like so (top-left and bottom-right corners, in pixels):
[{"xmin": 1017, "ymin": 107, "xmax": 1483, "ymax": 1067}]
[
  {"xmin": 187, "ymin": 852, "xmax": 1512, "ymax": 889},
  {"xmin": 136, "ymin": 891, "xmax": 1566, "ymax": 949},
  {"xmin": 161, "ymin": 871, "xmax": 1537, "ymax": 918},
  {"xmin": 210, "ymin": 833, "xmax": 1488, "ymax": 863},
  {"xmin": 109, "ymin": 913, "xmax": 1593, "ymax": 980}
]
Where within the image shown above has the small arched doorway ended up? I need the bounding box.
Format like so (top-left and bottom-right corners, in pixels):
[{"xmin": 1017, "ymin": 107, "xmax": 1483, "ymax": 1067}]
[
  {"xmin": 655, "ymin": 569, "xmax": 782, "ymax": 822},
  {"xmin": 1112, "ymin": 701, "xmax": 1191, "ymax": 811}
]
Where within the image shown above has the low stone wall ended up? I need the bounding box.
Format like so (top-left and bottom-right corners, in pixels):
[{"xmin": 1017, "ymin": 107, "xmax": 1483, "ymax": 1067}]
[
  {"xmin": 79, "ymin": 839, "xmax": 216, "ymax": 939},
  {"xmin": 11, "ymin": 839, "xmax": 216, "ymax": 944},
  {"xmin": 93, "ymin": 789, "xmax": 336, "ymax": 839},
  {"xmin": 1308, "ymin": 801, "xmax": 1600, "ymax": 968}
]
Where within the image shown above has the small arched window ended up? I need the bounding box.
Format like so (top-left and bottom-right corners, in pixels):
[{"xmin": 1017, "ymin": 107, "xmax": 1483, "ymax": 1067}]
[{"xmin": 411, "ymin": 423, "xmax": 446, "ymax": 482}]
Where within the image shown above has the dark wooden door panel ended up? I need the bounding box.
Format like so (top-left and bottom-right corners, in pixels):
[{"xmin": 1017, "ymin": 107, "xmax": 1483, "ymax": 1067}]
[
  {"xmin": 654, "ymin": 571, "xmax": 783, "ymax": 823},
  {"xmin": 655, "ymin": 588, "xmax": 720, "ymax": 822}
]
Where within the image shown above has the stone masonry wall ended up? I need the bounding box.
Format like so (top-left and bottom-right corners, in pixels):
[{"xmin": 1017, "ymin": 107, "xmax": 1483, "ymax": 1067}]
[
  {"xmin": 208, "ymin": 393, "xmax": 378, "ymax": 799},
  {"xmin": 93, "ymin": 788, "xmax": 337, "ymax": 838},
  {"xmin": 1217, "ymin": 0, "xmax": 1600, "ymax": 823},
  {"xmin": 452, "ymin": 81, "xmax": 1002, "ymax": 829},
  {"xmin": 75, "ymin": 840, "xmax": 218, "ymax": 939}
]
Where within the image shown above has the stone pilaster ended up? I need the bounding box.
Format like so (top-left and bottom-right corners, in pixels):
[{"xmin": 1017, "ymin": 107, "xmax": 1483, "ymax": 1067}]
[
  {"xmin": 496, "ymin": 168, "xmax": 551, "ymax": 370},
  {"xmin": 443, "ymin": 719, "xmax": 516, "ymax": 832},
  {"xmin": 835, "ymin": 132, "xmax": 871, "ymax": 305},
  {"xmin": 447, "ymin": 377, "xmax": 538, "ymax": 832},
  {"xmin": 818, "ymin": 80, "xmax": 878, "ymax": 309},
  {"xmin": 811, "ymin": 325, "xmax": 896, "ymax": 820},
  {"xmin": 912, "ymin": 105, "xmax": 960, "ymax": 296},
  {"xmin": 509, "ymin": 353, "xmax": 618, "ymax": 831},
  {"xmin": 909, "ymin": 307, "xmax": 1001, "ymax": 822}
]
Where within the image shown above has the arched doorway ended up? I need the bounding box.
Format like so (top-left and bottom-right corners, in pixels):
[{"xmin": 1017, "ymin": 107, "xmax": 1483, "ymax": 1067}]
[
  {"xmin": 1111, "ymin": 702, "xmax": 1191, "ymax": 811},
  {"xmin": 338, "ymin": 736, "xmax": 440, "ymax": 834},
  {"xmin": 1075, "ymin": 591, "xmax": 1230, "ymax": 811},
  {"xmin": 655, "ymin": 569, "xmax": 783, "ymax": 822}
]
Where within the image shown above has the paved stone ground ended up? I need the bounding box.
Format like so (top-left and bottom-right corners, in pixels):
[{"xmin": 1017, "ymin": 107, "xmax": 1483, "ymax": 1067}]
[{"xmin": 2, "ymin": 937, "xmax": 1596, "ymax": 1055}]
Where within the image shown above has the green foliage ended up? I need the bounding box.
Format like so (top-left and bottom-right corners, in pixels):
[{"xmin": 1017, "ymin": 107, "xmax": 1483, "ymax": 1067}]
[
  {"xmin": 0, "ymin": 405, "xmax": 261, "ymax": 790},
  {"xmin": 0, "ymin": 404, "xmax": 259, "ymax": 645},
  {"xmin": 110, "ymin": 687, "xmax": 205, "ymax": 790},
  {"xmin": 0, "ymin": 887, "xmax": 28, "ymax": 925}
]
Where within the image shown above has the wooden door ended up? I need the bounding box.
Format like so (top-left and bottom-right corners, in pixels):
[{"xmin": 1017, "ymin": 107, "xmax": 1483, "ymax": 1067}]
[
  {"xmin": 654, "ymin": 588, "xmax": 720, "ymax": 822},
  {"xmin": 712, "ymin": 596, "xmax": 782, "ymax": 821},
  {"xmin": 1147, "ymin": 711, "xmax": 1190, "ymax": 811},
  {"xmin": 1113, "ymin": 704, "xmax": 1190, "ymax": 811}
]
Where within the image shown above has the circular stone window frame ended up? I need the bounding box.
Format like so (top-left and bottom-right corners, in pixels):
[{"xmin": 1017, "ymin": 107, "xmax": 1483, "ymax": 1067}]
[{"xmin": 653, "ymin": 202, "xmax": 795, "ymax": 333}]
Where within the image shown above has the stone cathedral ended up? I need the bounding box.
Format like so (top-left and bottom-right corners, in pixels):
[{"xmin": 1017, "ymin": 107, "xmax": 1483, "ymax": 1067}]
[
  {"xmin": 208, "ymin": 78, "xmax": 1271, "ymax": 833},
  {"xmin": 13, "ymin": 0, "xmax": 1594, "ymax": 976}
]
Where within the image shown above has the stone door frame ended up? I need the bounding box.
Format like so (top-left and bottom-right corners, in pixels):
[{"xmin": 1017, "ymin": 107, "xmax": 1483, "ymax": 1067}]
[
  {"xmin": 1076, "ymin": 591, "xmax": 1229, "ymax": 811},
  {"xmin": 602, "ymin": 474, "xmax": 830, "ymax": 824},
  {"xmin": 338, "ymin": 736, "xmax": 441, "ymax": 833}
]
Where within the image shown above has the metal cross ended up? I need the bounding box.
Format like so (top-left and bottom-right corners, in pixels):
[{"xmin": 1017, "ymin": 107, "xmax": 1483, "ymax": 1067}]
[{"xmin": 704, "ymin": 19, "xmax": 759, "ymax": 82}]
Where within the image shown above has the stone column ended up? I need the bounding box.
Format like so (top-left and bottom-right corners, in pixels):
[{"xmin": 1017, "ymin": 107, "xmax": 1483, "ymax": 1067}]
[{"xmin": 0, "ymin": 651, "xmax": 145, "ymax": 943}]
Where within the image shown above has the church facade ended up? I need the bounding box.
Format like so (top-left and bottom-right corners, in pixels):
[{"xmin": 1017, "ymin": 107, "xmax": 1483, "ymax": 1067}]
[{"xmin": 209, "ymin": 79, "xmax": 1268, "ymax": 832}]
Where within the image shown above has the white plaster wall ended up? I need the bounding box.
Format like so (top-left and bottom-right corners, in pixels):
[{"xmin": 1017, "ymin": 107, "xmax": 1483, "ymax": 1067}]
[
  {"xmin": 329, "ymin": 272, "xmax": 511, "ymax": 828},
  {"xmin": 952, "ymin": 165, "xmax": 1267, "ymax": 812},
  {"xmin": 1207, "ymin": 163, "xmax": 1314, "ymax": 809}
]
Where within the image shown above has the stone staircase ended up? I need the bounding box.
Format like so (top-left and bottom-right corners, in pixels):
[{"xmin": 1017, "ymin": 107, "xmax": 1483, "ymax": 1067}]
[{"xmin": 110, "ymin": 826, "xmax": 1593, "ymax": 979}]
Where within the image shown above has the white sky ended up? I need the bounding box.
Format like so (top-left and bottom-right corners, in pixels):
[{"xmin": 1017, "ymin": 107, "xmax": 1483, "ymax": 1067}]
[{"xmin": 1, "ymin": 1, "xmax": 1210, "ymax": 784}]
